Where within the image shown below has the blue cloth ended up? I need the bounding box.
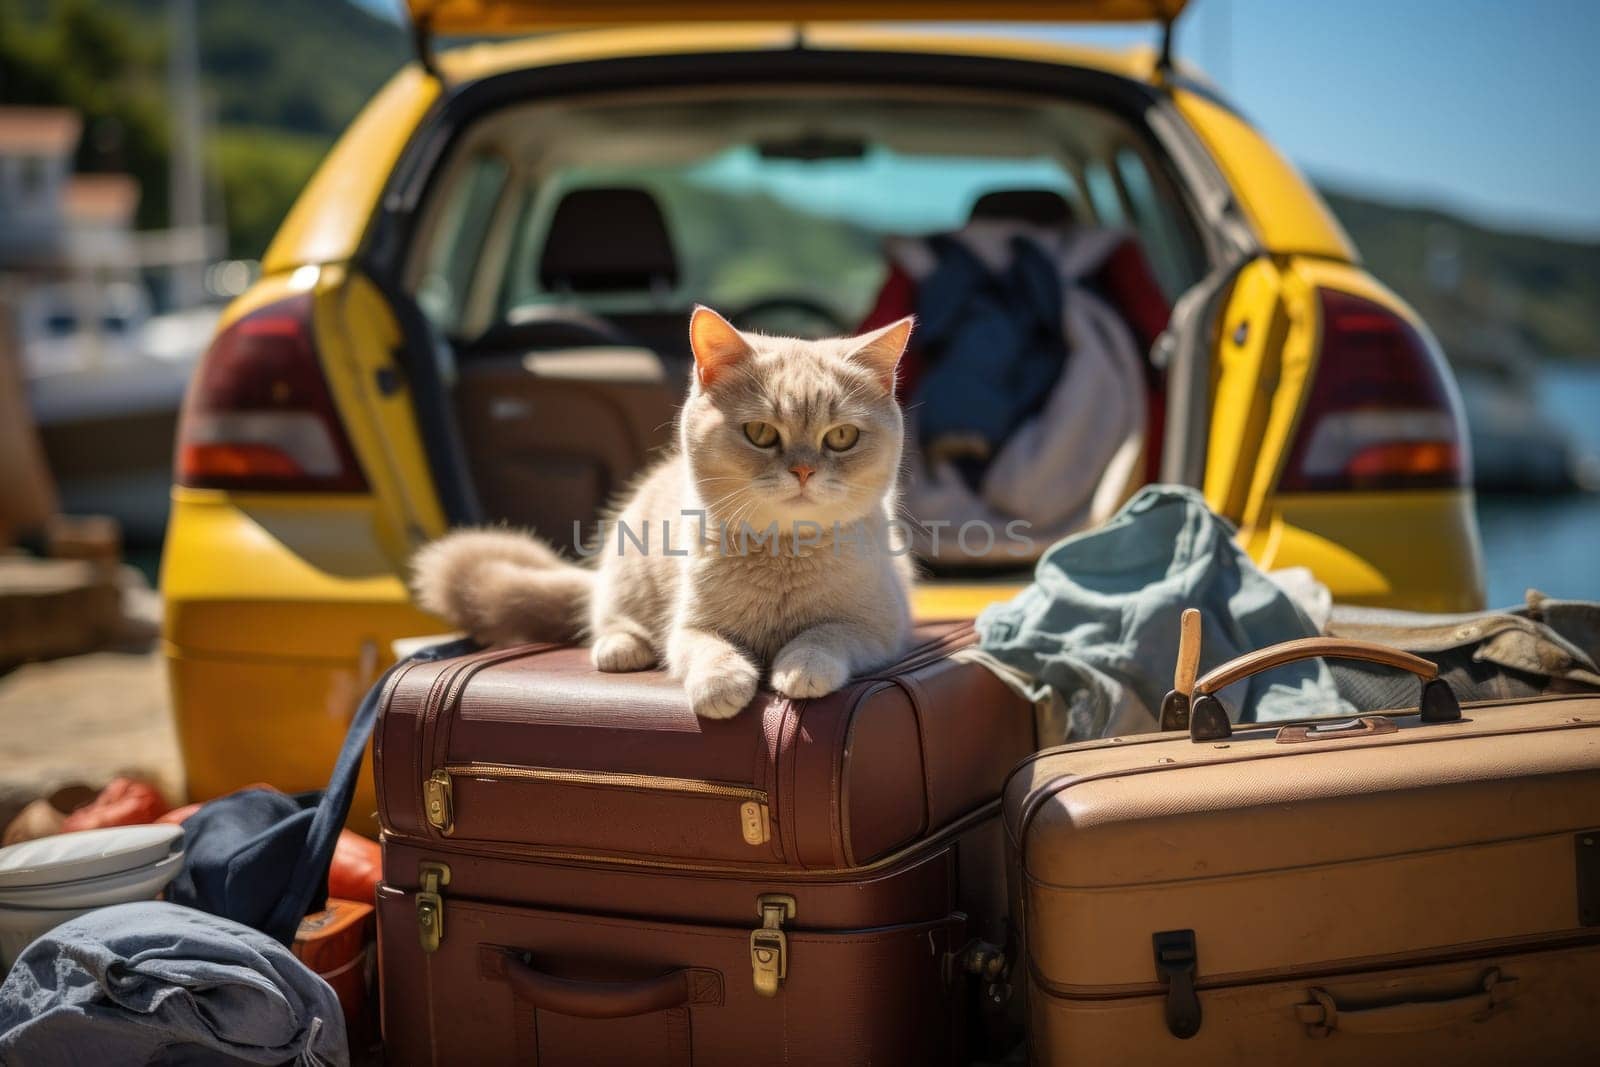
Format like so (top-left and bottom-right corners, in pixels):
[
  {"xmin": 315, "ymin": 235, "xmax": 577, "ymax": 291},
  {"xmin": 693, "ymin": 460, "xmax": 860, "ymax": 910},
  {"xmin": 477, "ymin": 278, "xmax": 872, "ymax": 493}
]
[
  {"xmin": 0, "ymin": 901, "xmax": 346, "ymax": 1065},
  {"xmin": 977, "ymin": 485, "xmax": 1349, "ymax": 740},
  {"xmin": 165, "ymin": 788, "xmax": 322, "ymax": 945},
  {"xmin": 914, "ymin": 235, "xmax": 1066, "ymax": 467},
  {"xmin": 167, "ymin": 637, "xmax": 475, "ymax": 945}
]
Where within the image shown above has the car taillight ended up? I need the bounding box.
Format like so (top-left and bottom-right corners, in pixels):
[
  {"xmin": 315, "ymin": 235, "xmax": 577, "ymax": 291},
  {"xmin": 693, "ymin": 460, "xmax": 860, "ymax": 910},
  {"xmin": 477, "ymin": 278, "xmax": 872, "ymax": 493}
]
[
  {"xmin": 175, "ymin": 294, "xmax": 367, "ymax": 492},
  {"xmin": 1278, "ymin": 289, "xmax": 1468, "ymax": 492}
]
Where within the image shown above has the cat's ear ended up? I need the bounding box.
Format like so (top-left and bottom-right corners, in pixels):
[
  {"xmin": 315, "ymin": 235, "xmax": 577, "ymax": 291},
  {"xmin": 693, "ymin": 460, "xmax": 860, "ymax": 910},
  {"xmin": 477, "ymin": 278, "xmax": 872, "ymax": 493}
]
[
  {"xmin": 689, "ymin": 306, "xmax": 753, "ymax": 387},
  {"xmin": 847, "ymin": 316, "xmax": 914, "ymax": 391}
]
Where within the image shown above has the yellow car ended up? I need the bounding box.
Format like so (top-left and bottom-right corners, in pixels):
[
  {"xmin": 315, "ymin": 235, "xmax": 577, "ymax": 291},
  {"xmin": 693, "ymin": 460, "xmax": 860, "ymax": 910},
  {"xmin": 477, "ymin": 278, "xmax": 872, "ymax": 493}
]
[{"xmin": 161, "ymin": 1, "xmax": 1484, "ymax": 819}]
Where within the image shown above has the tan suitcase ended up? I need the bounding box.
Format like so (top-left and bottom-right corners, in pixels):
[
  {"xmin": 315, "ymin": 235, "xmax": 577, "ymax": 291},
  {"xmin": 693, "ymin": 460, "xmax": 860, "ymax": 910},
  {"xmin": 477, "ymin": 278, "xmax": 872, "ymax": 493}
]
[{"xmin": 1003, "ymin": 624, "xmax": 1600, "ymax": 1065}]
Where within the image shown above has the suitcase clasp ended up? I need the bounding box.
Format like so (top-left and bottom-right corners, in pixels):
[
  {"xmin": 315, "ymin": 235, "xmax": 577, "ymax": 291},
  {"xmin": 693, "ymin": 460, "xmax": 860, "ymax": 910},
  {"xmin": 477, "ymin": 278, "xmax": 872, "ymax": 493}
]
[
  {"xmin": 417, "ymin": 861, "xmax": 451, "ymax": 954},
  {"xmin": 750, "ymin": 894, "xmax": 796, "ymax": 997},
  {"xmin": 1152, "ymin": 929, "xmax": 1202, "ymax": 1039}
]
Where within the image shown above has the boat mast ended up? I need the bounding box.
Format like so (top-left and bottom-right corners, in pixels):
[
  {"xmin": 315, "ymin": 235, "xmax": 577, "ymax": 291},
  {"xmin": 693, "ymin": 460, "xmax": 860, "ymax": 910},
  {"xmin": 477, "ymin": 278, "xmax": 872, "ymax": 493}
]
[{"xmin": 166, "ymin": 0, "xmax": 207, "ymax": 309}]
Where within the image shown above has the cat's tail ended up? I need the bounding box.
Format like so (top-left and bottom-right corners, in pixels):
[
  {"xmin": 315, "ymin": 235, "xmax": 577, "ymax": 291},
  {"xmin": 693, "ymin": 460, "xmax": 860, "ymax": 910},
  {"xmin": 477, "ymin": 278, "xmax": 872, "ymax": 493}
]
[{"xmin": 409, "ymin": 528, "xmax": 592, "ymax": 646}]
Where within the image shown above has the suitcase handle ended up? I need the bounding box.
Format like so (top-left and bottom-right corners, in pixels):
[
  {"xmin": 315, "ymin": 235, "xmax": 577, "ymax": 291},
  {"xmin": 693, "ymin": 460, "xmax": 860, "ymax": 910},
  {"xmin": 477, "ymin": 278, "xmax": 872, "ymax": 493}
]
[
  {"xmin": 1296, "ymin": 967, "xmax": 1518, "ymax": 1037},
  {"xmin": 1176, "ymin": 632, "xmax": 1460, "ymax": 741},
  {"xmin": 479, "ymin": 946, "xmax": 724, "ymax": 1018},
  {"xmin": 1195, "ymin": 637, "xmax": 1438, "ymax": 696}
]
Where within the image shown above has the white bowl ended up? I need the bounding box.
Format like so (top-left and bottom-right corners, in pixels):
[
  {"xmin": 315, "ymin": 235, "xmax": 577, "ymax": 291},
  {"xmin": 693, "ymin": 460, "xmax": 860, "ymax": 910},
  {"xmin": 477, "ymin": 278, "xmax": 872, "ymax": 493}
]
[
  {"xmin": 0, "ymin": 848, "xmax": 183, "ymax": 910},
  {"xmin": 0, "ymin": 824, "xmax": 183, "ymax": 889},
  {"xmin": 0, "ymin": 826, "xmax": 187, "ymax": 971}
]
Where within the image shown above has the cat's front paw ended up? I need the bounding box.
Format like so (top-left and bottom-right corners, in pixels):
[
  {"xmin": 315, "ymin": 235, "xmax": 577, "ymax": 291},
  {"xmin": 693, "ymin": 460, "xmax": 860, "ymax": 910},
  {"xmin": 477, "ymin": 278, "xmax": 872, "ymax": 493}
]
[
  {"xmin": 592, "ymin": 631, "xmax": 655, "ymax": 672},
  {"xmin": 684, "ymin": 651, "xmax": 760, "ymax": 719},
  {"xmin": 771, "ymin": 645, "xmax": 849, "ymax": 700}
]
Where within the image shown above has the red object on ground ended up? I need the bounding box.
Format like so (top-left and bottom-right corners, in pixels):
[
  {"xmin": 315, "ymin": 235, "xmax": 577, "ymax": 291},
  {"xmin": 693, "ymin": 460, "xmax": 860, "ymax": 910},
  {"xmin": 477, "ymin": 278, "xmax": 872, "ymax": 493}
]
[
  {"xmin": 59, "ymin": 777, "xmax": 168, "ymax": 832},
  {"xmin": 327, "ymin": 831, "xmax": 381, "ymax": 906},
  {"xmin": 294, "ymin": 898, "xmax": 377, "ymax": 1053},
  {"xmin": 154, "ymin": 802, "xmax": 201, "ymax": 826}
]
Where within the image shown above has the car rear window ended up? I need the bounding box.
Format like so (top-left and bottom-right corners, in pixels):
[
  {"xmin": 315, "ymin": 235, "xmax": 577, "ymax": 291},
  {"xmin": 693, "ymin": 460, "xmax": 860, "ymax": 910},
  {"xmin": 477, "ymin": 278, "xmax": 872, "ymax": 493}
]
[
  {"xmin": 409, "ymin": 88, "xmax": 1205, "ymax": 340},
  {"xmin": 500, "ymin": 146, "xmax": 1088, "ymax": 330},
  {"xmin": 416, "ymin": 153, "xmax": 511, "ymax": 334}
]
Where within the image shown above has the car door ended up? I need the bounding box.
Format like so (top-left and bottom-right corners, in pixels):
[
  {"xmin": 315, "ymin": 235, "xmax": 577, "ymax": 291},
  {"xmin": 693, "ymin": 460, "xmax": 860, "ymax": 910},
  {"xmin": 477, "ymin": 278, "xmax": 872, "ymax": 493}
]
[{"xmin": 1170, "ymin": 89, "xmax": 1481, "ymax": 610}]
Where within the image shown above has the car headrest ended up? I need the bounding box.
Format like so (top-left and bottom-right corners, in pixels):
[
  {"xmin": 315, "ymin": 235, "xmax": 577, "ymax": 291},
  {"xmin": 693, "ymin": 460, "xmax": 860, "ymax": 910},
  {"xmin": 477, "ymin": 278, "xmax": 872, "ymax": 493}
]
[
  {"xmin": 968, "ymin": 189, "xmax": 1075, "ymax": 228},
  {"xmin": 539, "ymin": 186, "xmax": 679, "ymax": 293}
]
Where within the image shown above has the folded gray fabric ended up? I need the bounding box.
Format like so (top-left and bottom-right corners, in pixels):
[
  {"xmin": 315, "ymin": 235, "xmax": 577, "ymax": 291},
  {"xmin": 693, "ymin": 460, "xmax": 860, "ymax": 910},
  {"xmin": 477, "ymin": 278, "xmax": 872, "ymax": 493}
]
[
  {"xmin": 976, "ymin": 484, "xmax": 1349, "ymax": 742},
  {"xmin": 1327, "ymin": 590, "xmax": 1600, "ymax": 707},
  {"xmin": 0, "ymin": 900, "xmax": 346, "ymax": 1066}
]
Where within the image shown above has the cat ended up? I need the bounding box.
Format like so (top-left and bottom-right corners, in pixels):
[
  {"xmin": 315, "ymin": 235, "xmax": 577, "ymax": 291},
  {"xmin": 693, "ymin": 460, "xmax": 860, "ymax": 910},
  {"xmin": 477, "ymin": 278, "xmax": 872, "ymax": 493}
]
[{"xmin": 410, "ymin": 306, "xmax": 916, "ymax": 720}]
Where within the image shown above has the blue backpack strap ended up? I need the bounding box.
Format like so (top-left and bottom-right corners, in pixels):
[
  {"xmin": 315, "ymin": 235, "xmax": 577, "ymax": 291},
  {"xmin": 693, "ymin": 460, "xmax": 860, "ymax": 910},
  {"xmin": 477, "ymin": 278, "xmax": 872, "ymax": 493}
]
[{"xmin": 263, "ymin": 637, "xmax": 477, "ymax": 944}]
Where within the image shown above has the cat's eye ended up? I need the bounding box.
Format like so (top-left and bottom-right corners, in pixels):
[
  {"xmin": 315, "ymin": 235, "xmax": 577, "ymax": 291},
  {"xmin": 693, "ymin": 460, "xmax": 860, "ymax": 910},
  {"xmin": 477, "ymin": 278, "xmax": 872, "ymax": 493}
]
[
  {"xmin": 743, "ymin": 421, "xmax": 779, "ymax": 448},
  {"xmin": 824, "ymin": 424, "xmax": 860, "ymax": 451}
]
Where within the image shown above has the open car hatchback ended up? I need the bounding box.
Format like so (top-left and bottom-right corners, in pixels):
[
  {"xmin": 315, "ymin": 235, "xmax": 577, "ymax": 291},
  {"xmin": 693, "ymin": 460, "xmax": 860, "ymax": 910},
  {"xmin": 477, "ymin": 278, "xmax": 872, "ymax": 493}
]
[{"xmin": 161, "ymin": 5, "xmax": 1485, "ymax": 826}]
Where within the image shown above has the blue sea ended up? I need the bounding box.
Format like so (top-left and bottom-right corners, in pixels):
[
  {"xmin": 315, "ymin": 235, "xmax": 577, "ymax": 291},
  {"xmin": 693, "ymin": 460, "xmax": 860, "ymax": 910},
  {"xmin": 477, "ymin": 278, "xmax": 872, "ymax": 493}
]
[{"xmin": 1475, "ymin": 361, "xmax": 1600, "ymax": 606}]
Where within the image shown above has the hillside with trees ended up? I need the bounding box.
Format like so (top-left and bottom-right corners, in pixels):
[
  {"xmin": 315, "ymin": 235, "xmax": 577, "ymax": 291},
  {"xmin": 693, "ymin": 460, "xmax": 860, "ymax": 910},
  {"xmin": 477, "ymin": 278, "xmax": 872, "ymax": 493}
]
[
  {"xmin": 0, "ymin": 0, "xmax": 404, "ymax": 255},
  {"xmin": 1324, "ymin": 188, "xmax": 1600, "ymax": 364}
]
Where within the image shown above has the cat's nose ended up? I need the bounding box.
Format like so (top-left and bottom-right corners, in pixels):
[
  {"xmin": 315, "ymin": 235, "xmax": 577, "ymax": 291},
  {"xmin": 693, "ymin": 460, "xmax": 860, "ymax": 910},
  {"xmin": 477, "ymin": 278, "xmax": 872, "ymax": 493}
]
[{"xmin": 789, "ymin": 464, "xmax": 816, "ymax": 486}]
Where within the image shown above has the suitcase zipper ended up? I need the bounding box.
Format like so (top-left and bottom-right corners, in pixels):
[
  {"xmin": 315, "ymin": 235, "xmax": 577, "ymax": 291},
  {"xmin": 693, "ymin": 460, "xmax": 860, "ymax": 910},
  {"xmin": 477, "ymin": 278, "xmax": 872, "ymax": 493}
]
[
  {"xmin": 391, "ymin": 797, "xmax": 1000, "ymax": 878},
  {"xmin": 412, "ymin": 646, "xmax": 539, "ymax": 833},
  {"xmin": 412, "ymin": 627, "xmax": 970, "ymax": 839},
  {"xmin": 424, "ymin": 770, "xmax": 454, "ymax": 835},
  {"xmin": 432, "ymin": 763, "xmax": 772, "ymax": 845}
]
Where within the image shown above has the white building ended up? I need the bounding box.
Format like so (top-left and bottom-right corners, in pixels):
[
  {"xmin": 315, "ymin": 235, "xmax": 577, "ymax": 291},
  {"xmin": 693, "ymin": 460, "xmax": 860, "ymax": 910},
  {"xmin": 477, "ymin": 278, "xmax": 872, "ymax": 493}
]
[{"xmin": 0, "ymin": 107, "xmax": 146, "ymax": 375}]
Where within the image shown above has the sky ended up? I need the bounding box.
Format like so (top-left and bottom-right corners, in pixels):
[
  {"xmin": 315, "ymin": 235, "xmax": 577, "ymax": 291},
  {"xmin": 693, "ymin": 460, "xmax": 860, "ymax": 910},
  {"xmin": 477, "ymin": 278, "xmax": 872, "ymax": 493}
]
[
  {"xmin": 356, "ymin": 0, "xmax": 1600, "ymax": 240},
  {"xmin": 1026, "ymin": 0, "xmax": 1600, "ymax": 240}
]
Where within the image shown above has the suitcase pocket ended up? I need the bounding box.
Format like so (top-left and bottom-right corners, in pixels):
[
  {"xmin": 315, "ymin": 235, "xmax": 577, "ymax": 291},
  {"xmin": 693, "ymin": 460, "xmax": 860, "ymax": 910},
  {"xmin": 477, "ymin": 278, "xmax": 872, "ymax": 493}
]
[
  {"xmin": 377, "ymin": 886, "xmax": 966, "ymax": 1066},
  {"xmin": 436, "ymin": 763, "xmax": 779, "ymax": 864}
]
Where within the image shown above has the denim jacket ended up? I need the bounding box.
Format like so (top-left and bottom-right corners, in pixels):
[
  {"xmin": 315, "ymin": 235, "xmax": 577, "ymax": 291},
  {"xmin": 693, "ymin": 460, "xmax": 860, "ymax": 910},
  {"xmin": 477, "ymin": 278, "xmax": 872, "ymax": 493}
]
[{"xmin": 976, "ymin": 485, "xmax": 1348, "ymax": 742}]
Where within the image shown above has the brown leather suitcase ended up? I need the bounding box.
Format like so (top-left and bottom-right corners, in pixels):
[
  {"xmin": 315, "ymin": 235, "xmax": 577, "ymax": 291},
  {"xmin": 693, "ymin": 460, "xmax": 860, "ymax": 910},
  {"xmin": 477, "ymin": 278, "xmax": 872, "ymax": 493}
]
[
  {"xmin": 1004, "ymin": 631, "xmax": 1600, "ymax": 1065},
  {"xmin": 373, "ymin": 621, "xmax": 1035, "ymax": 1065}
]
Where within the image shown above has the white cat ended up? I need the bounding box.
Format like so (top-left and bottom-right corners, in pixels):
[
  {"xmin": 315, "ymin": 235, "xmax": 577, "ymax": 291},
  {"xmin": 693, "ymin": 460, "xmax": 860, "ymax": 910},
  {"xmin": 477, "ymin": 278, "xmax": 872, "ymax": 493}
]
[{"xmin": 411, "ymin": 307, "xmax": 915, "ymax": 719}]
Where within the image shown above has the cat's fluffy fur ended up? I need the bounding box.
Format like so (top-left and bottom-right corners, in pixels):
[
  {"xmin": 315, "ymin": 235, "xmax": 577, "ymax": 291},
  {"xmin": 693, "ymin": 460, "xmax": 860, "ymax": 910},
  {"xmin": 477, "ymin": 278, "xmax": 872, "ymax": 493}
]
[{"xmin": 410, "ymin": 306, "xmax": 915, "ymax": 719}]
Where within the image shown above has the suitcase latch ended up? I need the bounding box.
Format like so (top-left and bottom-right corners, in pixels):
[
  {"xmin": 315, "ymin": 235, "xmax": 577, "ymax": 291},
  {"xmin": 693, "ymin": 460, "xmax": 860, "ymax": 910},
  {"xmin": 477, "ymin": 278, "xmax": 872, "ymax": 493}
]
[
  {"xmin": 424, "ymin": 770, "xmax": 454, "ymax": 835},
  {"xmin": 740, "ymin": 801, "xmax": 771, "ymax": 846},
  {"xmin": 750, "ymin": 894, "xmax": 796, "ymax": 997},
  {"xmin": 1152, "ymin": 929, "xmax": 1202, "ymax": 1039},
  {"xmin": 417, "ymin": 861, "xmax": 451, "ymax": 954},
  {"xmin": 1579, "ymin": 831, "xmax": 1600, "ymax": 926}
]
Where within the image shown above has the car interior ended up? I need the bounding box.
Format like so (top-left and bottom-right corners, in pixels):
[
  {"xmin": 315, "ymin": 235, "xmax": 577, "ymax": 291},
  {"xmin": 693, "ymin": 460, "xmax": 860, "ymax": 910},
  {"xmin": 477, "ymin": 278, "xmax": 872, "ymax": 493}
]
[{"xmin": 402, "ymin": 85, "xmax": 1207, "ymax": 561}]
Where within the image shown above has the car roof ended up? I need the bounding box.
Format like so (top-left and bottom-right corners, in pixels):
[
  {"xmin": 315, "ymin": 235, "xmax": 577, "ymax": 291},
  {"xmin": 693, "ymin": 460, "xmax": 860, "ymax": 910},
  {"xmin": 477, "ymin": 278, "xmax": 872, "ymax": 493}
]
[{"xmin": 436, "ymin": 22, "xmax": 1163, "ymax": 86}]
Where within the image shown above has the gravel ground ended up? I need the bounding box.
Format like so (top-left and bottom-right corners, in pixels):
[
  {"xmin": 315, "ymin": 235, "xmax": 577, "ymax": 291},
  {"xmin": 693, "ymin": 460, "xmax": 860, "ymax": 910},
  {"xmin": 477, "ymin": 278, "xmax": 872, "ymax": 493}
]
[{"xmin": 0, "ymin": 583, "xmax": 182, "ymax": 827}]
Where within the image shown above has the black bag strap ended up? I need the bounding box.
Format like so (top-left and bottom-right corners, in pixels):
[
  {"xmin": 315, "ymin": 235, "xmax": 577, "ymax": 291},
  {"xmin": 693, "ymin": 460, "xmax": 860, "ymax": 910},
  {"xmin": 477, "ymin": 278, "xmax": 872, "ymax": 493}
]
[{"xmin": 265, "ymin": 637, "xmax": 476, "ymax": 943}]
